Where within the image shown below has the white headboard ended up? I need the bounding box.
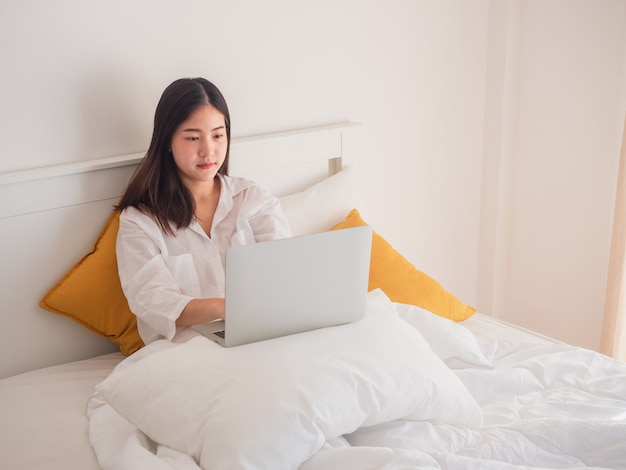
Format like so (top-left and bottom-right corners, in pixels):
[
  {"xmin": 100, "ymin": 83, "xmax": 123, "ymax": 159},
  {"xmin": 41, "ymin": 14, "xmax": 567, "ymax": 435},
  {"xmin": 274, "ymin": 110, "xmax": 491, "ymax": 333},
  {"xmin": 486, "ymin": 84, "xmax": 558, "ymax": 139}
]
[{"xmin": 0, "ymin": 122, "xmax": 358, "ymax": 378}]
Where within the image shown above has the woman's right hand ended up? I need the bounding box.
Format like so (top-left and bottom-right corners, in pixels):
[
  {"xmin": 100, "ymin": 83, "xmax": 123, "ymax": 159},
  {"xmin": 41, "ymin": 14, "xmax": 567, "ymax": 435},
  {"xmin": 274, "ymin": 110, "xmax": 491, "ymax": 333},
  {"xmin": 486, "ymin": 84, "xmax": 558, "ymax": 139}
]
[{"xmin": 176, "ymin": 298, "xmax": 225, "ymax": 326}]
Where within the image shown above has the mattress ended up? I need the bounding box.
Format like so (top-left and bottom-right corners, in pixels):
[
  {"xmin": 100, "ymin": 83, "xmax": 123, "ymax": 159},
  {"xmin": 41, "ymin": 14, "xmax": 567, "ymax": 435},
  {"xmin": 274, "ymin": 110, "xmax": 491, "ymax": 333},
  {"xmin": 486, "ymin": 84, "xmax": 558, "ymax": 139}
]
[{"xmin": 0, "ymin": 352, "xmax": 123, "ymax": 470}]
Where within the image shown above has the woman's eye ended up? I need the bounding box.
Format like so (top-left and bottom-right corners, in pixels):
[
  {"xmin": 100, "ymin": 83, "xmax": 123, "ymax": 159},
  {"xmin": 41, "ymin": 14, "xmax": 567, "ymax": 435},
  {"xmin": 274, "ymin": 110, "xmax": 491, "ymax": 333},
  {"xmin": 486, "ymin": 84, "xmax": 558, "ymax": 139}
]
[
  {"xmin": 214, "ymin": 133, "xmax": 224, "ymax": 139},
  {"xmin": 186, "ymin": 136, "xmax": 199, "ymax": 141}
]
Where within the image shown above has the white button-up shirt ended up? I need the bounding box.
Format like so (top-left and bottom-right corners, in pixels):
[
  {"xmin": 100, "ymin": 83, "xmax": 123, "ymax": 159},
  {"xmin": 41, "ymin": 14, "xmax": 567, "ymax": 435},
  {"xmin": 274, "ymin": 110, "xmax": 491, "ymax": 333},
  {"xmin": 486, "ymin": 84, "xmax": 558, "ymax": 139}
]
[{"xmin": 116, "ymin": 175, "xmax": 292, "ymax": 344}]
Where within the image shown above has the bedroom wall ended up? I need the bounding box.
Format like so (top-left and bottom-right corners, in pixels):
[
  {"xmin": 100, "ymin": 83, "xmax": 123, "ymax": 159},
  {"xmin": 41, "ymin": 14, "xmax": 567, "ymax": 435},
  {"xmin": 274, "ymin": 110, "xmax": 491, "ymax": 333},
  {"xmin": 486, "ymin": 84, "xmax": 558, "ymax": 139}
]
[
  {"xmin": 1, "ymin": 0, "xmax": 624, "ymax": 352},
  {"xmin": 0, "ymin": 1, "xmax": 488, "ymax": 314}
]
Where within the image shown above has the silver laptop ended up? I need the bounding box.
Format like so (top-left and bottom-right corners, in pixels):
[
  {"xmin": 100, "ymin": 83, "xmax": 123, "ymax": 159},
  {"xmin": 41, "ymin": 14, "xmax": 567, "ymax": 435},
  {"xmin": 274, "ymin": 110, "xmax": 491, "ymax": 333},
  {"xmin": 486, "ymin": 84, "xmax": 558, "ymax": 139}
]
[{"xmin": 192, "ymin": 225, "xmax": 372, "ymax": 347}]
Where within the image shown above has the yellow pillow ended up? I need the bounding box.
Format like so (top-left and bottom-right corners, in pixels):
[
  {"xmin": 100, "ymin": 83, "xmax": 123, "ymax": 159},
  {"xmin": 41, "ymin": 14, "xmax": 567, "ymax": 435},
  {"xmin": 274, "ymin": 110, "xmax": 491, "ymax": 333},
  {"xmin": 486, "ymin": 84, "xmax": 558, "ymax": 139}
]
[
  {"xmin": 332, "ymin": 209, "xmax": 475, "ymax": 322},
  {"xmin": 39, "ymin": 211, "xmax": 144, "ymax": 355}
]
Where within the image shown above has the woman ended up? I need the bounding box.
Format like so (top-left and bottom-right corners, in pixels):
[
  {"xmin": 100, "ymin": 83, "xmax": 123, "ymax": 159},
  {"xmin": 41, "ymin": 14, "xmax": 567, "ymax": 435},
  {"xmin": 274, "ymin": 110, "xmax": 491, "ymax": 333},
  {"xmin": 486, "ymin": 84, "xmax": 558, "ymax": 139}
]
[{"xmin": 116, "ymin": 78, "xmax": 291, "ymax": 345}]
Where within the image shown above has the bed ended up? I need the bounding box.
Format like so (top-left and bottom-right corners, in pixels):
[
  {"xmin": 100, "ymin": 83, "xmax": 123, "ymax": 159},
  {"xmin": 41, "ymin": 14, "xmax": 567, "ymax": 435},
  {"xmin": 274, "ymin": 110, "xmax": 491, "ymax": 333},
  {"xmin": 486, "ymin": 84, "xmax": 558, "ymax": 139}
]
[{"xmin": 1, "ymin": 122, "xmax": 625, "ymax": 470}]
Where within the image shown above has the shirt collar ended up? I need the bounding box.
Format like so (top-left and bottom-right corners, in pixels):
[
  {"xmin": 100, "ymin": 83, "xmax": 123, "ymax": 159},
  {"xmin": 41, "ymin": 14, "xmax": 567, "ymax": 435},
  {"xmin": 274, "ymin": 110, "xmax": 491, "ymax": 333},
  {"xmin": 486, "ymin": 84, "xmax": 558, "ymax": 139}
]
[{"xmin": 189, "ymin": 174, "xmax": 254, "ymax": 238}]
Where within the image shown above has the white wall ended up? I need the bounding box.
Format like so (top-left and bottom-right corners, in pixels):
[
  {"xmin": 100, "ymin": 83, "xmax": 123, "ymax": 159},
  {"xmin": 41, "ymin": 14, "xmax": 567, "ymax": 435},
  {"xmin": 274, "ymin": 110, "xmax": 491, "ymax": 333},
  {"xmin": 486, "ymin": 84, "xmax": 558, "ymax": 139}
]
[
  {"xmin": 0, "ymin": 0, "xmax": 488, "ymax": 302},
  {"xmin": 1, "ymin": 0, "xmax": 624, "ymax": 351},
  {"xmin": 345, "ymin": 1, "xmax": 488, "ymax": 312}
]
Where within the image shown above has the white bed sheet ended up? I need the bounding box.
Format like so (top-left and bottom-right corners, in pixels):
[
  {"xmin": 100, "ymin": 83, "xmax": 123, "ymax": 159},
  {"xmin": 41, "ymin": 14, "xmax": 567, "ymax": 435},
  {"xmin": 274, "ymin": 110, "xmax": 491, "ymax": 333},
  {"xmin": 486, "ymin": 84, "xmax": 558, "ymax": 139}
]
[
  {"xmin": 2, "ymin": 309, "xmax": 625, "ymax": 470},
  {"xmin": 336, "ymin": 312, "xmax": 626, "ymax": 469},
  {"xmin": 86, "ymin": 304, "xmax": 626, "ymax": 470},
  {"xmin": 0, "ymin": 352, "xmax": 123, "ymax": 470}
]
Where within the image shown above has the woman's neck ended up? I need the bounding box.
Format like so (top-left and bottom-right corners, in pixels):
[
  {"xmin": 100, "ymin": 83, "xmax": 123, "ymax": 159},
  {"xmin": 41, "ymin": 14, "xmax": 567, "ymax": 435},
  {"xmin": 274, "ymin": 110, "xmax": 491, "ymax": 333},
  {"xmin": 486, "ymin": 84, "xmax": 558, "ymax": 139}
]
[{"xmin": 189, "ymin": 176, "xmax": 221, "ymax": 237}]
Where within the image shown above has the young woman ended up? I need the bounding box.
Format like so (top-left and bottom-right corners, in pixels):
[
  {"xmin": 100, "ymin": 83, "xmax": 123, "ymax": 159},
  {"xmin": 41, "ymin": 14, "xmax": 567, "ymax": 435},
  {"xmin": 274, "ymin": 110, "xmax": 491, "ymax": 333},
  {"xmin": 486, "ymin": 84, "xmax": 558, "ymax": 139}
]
[{"xmin": 116, "ymin": 78, "xmax": 291, "ymax": 345}]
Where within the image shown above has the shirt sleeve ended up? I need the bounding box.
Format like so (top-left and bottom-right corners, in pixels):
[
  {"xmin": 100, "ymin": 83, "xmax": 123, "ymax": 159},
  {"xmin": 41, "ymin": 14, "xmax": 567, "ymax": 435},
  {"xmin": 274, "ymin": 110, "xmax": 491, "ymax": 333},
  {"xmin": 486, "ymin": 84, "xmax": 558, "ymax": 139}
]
[
  {"xmin": 116, "ymin": 208, "xmax": 192, "ymax": 343},
  {"xmin": 245, "ymin": 184, "xmax": 292, "ymax": 242}
]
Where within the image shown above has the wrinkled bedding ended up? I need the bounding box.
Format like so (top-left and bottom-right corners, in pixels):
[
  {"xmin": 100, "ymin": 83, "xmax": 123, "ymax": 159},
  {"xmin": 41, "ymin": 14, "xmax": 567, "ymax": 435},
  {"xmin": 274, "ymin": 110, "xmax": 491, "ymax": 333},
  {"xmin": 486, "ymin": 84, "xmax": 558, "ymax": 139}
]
[{"xmin": 87, "ymin": 291, "xmax": 626, "ymax": 469}]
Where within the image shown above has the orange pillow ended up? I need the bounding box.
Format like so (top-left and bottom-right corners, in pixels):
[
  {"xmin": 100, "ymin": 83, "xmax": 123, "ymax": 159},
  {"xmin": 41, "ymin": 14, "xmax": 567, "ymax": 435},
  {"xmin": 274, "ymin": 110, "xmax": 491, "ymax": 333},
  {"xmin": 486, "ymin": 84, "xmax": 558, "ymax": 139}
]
[
  {"xmin": 332, "ymin": 209, "xmax": 475, "ymax": 321},
  {"xmin": 39, "ymin": 211, "xmax": 144, "ymax": 355}
]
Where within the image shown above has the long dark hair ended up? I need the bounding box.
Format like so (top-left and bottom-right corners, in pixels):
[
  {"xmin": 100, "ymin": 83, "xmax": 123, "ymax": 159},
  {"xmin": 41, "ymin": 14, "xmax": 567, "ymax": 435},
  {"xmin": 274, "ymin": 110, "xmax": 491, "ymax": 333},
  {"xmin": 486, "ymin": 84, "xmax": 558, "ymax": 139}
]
[{"xmin": 117, "ymin": 78, "xmax": 231, "ymax": 234}]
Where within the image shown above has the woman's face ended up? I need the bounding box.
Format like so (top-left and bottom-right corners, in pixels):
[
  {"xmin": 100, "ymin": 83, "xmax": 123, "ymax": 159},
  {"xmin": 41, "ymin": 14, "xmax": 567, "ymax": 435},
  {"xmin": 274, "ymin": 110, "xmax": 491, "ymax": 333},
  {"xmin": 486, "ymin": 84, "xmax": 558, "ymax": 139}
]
[{"xmin": 170, "ymin": 104, "xmax": 227, "ymax": 187}]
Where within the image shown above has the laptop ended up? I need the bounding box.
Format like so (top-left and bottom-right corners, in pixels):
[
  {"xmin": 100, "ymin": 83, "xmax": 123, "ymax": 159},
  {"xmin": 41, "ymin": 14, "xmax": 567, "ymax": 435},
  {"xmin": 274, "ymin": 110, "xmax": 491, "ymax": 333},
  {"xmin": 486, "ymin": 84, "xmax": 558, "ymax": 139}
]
[{"xmin": 192, "ymin": 225, "xmax": 372, "ymax": 347}]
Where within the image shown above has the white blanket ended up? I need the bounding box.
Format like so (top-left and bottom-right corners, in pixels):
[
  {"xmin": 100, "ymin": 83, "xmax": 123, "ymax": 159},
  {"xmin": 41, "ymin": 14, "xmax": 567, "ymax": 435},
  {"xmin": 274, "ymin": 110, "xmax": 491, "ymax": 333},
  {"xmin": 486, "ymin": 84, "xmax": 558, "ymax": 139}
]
[{"xmin": 87, "ymin": 291, "xmax": 626, "ymax": 469}]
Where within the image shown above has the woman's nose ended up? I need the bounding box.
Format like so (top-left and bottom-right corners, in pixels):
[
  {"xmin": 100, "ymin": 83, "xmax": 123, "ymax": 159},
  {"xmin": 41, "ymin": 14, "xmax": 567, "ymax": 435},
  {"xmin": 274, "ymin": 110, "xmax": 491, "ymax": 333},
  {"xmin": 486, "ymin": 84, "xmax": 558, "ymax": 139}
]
[{"xmin": 199, "ymin": 138, "xmax": 214, "ymax": 157}]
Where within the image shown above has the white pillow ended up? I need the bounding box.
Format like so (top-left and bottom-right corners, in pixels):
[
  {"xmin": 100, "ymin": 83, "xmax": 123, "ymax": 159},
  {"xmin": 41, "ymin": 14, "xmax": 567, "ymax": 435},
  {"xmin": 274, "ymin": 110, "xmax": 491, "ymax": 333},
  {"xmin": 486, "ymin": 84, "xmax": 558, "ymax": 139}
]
[
  {"xmin": 394, "ymin": 302, "xmax": 492, "ymax": 369},
  {"xmin": 279, "ymin": 166, "xmax": 367, "ymax": 236},
  {"xmin": 96, "ymin": 290, "xmax": 481, "ymax": 469}
]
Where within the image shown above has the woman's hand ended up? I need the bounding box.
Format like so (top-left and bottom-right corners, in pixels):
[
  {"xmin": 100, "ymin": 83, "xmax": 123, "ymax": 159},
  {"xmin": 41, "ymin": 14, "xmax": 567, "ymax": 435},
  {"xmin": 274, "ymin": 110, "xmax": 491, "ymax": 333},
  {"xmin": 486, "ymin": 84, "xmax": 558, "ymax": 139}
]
[{"xmin": 176, "ymin": 298, "xmax": 225, "ymax": 326}]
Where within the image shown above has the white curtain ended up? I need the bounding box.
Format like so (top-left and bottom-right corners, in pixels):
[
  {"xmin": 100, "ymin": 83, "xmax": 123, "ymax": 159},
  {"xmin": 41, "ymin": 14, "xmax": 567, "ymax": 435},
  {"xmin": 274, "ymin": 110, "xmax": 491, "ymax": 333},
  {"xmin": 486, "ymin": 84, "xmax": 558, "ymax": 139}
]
[{"xmin": 601, "ymin": 116, "xmax": 626, "ymax": 362}]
